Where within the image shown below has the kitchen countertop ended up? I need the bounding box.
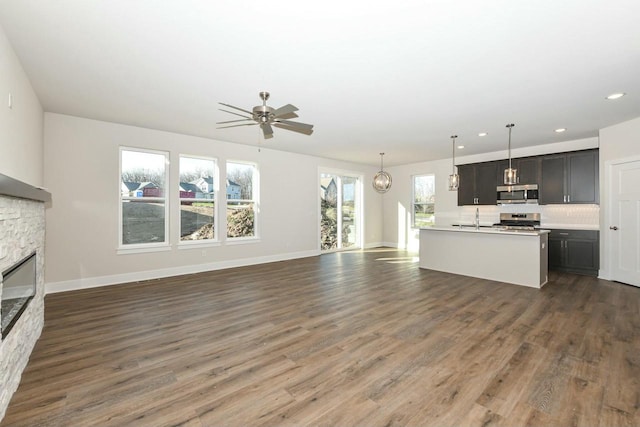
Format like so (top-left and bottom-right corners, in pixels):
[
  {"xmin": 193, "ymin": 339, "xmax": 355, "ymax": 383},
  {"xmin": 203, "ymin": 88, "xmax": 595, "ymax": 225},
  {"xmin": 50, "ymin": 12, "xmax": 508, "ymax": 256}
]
[
  {"xmin": 423, "ymin": 225, "xmax": 550, "ymax": 236},
  {"xmin": 538, "ymin": 223, "xmax": 599, "ymax": 230}
]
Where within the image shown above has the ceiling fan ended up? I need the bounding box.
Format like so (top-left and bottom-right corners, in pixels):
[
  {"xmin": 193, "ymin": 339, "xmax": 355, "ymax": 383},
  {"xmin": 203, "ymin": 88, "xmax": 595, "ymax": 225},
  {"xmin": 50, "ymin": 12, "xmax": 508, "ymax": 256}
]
[{"xmin": 217, "ymin": 91, "xmax": 314, "ymax": 139}]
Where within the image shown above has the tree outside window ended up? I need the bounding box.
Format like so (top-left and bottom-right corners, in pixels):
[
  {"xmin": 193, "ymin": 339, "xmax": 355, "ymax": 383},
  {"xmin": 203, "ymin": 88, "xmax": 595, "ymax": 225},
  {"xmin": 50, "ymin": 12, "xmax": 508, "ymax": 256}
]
[
  {"xmin": 226, "ymin": 162, "xmax": 258, "ymax": 239},
  {"xmin": 413, "ymin": 174, "xmax": 435, "ymax": 228}
]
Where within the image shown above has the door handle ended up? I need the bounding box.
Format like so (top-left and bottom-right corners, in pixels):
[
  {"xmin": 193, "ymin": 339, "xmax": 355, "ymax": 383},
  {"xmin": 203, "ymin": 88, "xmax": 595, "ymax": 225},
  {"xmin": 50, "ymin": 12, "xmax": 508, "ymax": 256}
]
[{"xmin": 610, "ymin": 226, "xmax": 619, "ymax": 230}]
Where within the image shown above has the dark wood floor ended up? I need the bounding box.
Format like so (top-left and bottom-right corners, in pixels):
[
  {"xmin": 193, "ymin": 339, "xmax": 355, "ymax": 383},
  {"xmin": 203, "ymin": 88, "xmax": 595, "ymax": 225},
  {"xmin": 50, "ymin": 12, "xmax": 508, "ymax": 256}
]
[{"xmin": 2, "ymin": 248, "xmax": 639, "ymax": 426}]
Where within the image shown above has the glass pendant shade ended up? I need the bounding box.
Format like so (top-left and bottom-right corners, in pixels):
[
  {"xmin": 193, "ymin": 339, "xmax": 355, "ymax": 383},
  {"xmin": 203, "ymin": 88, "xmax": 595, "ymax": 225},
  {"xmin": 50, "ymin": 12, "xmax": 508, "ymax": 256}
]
[
  {"xmin": 373, "ymin": 152, "xmax": 392, "ymax": 193},
  {"xmin": 448, "ymin": 173, "xmax": 460, "ymax": 191},
  {"xmin": 503, "ymin": 123, "xmax": 518, "ymax": 185},
  {"xmin": 448, "ymin": 135, "xmax": 459, "ymax": 191},
  {"xmin": 503, "ymin": 167, "xmax": 518, "ymax": 185}
]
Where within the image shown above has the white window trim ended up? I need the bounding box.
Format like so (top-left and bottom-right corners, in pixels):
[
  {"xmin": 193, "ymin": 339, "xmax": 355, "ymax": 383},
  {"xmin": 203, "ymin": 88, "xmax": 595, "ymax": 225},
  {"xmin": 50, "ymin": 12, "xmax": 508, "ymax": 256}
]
[
  {"xmin": 118, "ymin": 146, "xmax": 170, "ymax": 252},
  {"xmin": 177, "ymin": 240, "xmax": 222, "ymax": 250}
]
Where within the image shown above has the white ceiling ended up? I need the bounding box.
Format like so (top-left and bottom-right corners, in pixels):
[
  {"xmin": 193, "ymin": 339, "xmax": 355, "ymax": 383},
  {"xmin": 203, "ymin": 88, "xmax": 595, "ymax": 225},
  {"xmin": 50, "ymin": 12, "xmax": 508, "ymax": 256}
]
[{"xmin": 1, "ymin": 0, "xmax": 639, "ymax": 166}]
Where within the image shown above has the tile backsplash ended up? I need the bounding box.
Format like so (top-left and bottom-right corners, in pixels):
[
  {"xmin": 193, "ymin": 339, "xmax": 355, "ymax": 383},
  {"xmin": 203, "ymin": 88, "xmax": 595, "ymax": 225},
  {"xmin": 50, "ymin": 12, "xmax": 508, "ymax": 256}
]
[{"xmin": 455, "ymin": 204, "xmax": 600, "ymax": 229}]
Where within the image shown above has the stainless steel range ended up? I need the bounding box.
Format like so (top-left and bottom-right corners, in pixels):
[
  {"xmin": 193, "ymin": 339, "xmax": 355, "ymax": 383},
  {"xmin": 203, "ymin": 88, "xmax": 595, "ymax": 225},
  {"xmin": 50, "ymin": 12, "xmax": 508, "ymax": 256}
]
[{"xmin": 494, "ymin": 213, "xmax": 541, "ymax": 231}]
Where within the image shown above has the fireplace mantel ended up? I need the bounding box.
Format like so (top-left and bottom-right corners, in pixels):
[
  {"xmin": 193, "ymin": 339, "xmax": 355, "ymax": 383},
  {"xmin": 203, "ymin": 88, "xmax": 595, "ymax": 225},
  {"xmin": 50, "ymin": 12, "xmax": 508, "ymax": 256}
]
[{"xmin": 0, "ymin": 173, "xmax": 51, "ymax": 203}]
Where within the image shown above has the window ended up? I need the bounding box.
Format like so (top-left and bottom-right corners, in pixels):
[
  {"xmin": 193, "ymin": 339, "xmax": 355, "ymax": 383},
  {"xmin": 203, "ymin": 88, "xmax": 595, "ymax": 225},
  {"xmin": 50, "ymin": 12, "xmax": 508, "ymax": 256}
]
[
  {"xmin": 413, "ymin": 174, "xmax": 435, "ymax": 228},
  {"xmin": 226, "ymin": 161, "xmax": 258, "ymax": 239},
  {"xmin": 120, "ymin": 148, "xmax": 169, "ymax": 247},
  {"xmin": 179, "ymin": 156, "xmax": 217, "ymax": 242},
  {"xmin": 320, "ymin": 172, "xmax": 361, "ymax": 251}
]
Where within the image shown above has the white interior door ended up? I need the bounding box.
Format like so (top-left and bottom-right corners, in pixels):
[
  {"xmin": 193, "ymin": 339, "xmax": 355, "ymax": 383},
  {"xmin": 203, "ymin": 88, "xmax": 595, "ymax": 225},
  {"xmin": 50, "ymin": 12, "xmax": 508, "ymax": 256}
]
[{"xmin": 610, "ymin": 160, "xmax": 640, "ymax": 287}]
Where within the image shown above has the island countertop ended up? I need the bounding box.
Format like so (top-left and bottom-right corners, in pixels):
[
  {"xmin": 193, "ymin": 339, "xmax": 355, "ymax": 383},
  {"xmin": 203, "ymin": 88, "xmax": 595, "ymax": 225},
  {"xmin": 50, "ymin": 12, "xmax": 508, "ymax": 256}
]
[{"xmin": 421, "ymin": 225, "xmax": 551, "ymax": 236}]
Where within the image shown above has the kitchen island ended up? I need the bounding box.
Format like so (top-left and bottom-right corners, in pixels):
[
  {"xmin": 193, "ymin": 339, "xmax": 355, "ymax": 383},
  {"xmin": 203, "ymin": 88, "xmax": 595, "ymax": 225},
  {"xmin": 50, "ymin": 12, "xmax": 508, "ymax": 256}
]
[{"xmin": 419, "ymin": 226, "xmax": 550, "ymax": 288}]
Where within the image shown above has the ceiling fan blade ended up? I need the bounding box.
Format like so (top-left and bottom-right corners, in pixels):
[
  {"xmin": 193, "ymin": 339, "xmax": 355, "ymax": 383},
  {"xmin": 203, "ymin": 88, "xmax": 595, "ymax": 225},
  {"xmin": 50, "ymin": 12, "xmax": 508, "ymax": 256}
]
[
  {"xmin": 275, "ymin": 111, "xmax": 298, "ymax": 120},
  {"xmin": 219, "ymin": 109, "xmax": 252, "ymax": 119},
  {"xmin": 261, "ymin": 122, "xmax": 274, "ymax": 139},
  {"xmin": 216, "ymin": 118, "xmax": 254, "ymax": 124},
  {"xmin": 273, "ymin": 122, "xmax": 314, "ymax": 135},
  {"xmin": 273, "ymin": 104, "xmax": 299, "ymax": 118},
  {"xmin": 219, "ymin": 102, "xmax": 253, "ymax": 115},
  {"xmin": 217, "ymin": 123, "xmax": 258, "ymax": 129},
  {"xmin": 274, "ymin": 119, "xmax": 314, "ymax": 131}
]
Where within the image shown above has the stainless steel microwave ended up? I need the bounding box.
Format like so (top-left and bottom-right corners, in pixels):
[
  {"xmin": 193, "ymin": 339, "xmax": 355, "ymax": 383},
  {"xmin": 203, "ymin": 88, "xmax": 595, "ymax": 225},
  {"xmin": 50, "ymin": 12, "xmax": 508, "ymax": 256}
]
[{"xmin": 496, "ymin": 184, "xmax": 539, "ymax": 204}]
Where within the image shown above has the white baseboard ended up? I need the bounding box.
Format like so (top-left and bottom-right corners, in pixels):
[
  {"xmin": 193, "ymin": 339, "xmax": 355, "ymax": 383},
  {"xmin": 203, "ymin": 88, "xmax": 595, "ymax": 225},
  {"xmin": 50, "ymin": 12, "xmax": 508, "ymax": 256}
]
[
  {"xmin": 382, "ymin": 241, "xmax": 405, "ymax": 249},
  {"xmin": 363, "ymin": 241, "xmax": 385, "ymax": 249},
  {"xmin": 45, "ymin": 249, "xmax": 320, "ymax": 294}
]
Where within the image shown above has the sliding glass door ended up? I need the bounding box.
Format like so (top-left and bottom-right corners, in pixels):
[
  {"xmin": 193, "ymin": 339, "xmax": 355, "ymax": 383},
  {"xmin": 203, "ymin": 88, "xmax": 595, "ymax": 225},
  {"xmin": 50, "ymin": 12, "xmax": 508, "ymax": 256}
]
[{"xmin": 320, "ymin": 172, "xmax": 361, "ymax": 251}]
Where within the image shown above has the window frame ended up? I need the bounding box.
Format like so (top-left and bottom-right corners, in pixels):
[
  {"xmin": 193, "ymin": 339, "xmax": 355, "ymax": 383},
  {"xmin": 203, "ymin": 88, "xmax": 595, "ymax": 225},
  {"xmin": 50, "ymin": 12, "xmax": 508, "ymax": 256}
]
[
  {"xmin": 412, "ymin": 173, "xmax": 436, "ymax": 229},
  {"xmin": 118, "ymin": 146, "xmax": 170, "ymax": 253},
  {"xmin": 319, "ymin": 168, "xmax": 363, "ymax": 252},
  {"xmin": 225, "ymin": 160, "xmax": 260, "ymax": 242},
  {"xmin": 178, "ymin": 154, "xmax": 219, "ymax": 247}
]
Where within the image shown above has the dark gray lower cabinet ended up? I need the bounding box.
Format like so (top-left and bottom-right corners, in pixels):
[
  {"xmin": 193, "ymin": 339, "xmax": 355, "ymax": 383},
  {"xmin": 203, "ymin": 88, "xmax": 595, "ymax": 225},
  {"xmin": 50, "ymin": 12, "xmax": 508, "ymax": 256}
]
[{"xmin": 548, "ymin": 229, "xmax": 599, "ymax": 276}]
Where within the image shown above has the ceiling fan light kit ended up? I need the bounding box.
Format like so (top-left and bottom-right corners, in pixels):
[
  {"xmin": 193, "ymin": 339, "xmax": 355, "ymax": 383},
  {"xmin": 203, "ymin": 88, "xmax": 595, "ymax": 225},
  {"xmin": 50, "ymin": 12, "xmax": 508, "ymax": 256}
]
[
  {"xmin": 373, "ymin": 152, "xmax": 392, "ymax": 193},
  {"xmin": 217, "ymin": 91, "xmax": 314, "ymax": 139}
]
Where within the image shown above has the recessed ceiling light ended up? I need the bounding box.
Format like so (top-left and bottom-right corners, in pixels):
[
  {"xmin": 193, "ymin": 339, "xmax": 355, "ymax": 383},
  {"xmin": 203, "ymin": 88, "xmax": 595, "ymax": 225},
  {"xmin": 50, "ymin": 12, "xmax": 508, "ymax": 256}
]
[
  {"xmin": 555, "ymin": 128, "xmax": 566, "ymax": 133},
  {"xmin": 457, "ymin": 145, "xmax": 465, "ymax": 149},
  {"xmin": 478, "ymin": 132, "xmax": 488, "ymax": 137},
  {"xmin": 606, "ymin": 92, "xmax": 626, "ymax": 100}
]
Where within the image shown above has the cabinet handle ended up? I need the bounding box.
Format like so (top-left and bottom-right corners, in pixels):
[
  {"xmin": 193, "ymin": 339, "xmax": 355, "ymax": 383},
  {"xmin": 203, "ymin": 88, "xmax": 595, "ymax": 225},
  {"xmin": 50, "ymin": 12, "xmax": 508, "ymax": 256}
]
[
  {"xmin": 559, "ymin": 232, "xmax": 569, "ymax": 235},
  {"xmin": 563, "ymin": 195, "xmax": 567, "ymax": 203},
  {"xmin": 567, "ymin": 195, "xmax": 571, "ymax": 203}
]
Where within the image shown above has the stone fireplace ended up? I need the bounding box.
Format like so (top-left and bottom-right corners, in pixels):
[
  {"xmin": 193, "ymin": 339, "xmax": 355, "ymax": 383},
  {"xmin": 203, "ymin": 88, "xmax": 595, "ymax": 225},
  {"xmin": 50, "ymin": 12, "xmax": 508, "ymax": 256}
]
[
  {"xmin": 0, "ymin": 173, "xmax": 49, "ymax": 419},
  {"xmin": 1, "ymin": 252, "xmax": 37, "ymax": 338}
]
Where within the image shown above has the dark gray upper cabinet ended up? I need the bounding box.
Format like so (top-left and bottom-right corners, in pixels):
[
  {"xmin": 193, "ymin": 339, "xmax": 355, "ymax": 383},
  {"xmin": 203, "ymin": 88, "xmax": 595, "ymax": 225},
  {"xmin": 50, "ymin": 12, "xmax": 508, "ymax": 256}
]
[
  {"xmin": 540, "ymin": 155, "xmax": 566, "ymax": 204},
  {"xmin": 540, "ymin": 149, "xmax": 598, "ymax": 204},
  {"xmin": 457, "ymin": 164, "xmax": 475, "ymax": 206},
  {"xmin": 496, "ymin": 157, "xmax": 540, "ymax": 185},
  {"xmin": 457, "ymin": 162, "xmax": 498, "ymax": 205},
  {"xmin": 514, "ymin": 157, "xmax": 540, "ymax": 185},
  {"xmin": 459, "ymin": 148, "xmax": 598, "ymax": 206},
  {"xmin": 568, "ymin": 150, "xmax": 599, "ymax": 203}
]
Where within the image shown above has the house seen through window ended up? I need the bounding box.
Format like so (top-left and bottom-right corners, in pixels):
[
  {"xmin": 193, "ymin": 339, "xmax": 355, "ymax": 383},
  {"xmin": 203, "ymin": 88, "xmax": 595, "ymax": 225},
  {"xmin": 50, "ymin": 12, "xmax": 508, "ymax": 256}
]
[
  {"xmin": 120, "ymin": 148, "xmax": 169, "ymax": 246},
  {"xmin": 226, "ymin": 161, "xmax": 257, "ymax": 239},
  {"xmin": 179, "ymin": 156, "xmax": 217, "ymax": 241},
  {"xmin": 320, "ymin": 173, "xmax": 360, "ymax": 251}
]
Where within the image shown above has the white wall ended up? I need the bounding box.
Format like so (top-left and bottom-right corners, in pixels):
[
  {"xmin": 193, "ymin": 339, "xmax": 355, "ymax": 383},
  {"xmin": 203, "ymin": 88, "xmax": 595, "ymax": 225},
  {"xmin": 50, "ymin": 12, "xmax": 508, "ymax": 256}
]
[
  {"xmin": 44, "ymin": 113, "xmax": 382, "ymax": 291},
  {"xmin": 0, "ymin": 24, "xmax": 43, "ymax": 187},
  {"xmin": 598, "ymin": 116, "xmax": 640, "ymax": 279},
  {"xmin": 383, "ymin": 138, "xmax": 601, "ymax": 251}
]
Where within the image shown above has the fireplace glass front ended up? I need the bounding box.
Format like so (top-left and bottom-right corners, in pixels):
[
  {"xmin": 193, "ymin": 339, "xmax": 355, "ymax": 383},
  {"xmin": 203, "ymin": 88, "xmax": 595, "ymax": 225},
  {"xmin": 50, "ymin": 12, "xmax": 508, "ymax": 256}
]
[{"xmin": 1, "ymin": 252, "xmax": 36, "ymax": 339}]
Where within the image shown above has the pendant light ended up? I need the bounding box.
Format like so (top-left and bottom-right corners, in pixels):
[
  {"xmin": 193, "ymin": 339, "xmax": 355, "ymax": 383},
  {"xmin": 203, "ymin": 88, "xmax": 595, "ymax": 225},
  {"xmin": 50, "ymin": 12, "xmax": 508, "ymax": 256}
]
[
  {"xmin": 503, "ymin": 123, "xmax": 517, "ymax": 185},
  {"xmin": 373, "ymin": 152, "xmax": 392, "ymax": 193},
  {"xmin": 448, "ymin": 135, "xmax": 459, "ymax": 191}
]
